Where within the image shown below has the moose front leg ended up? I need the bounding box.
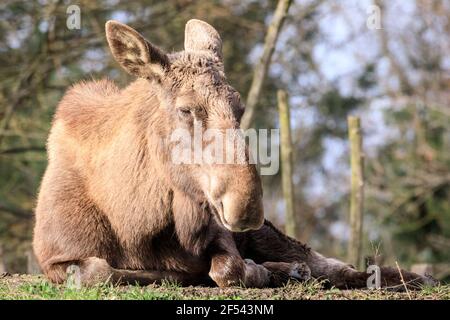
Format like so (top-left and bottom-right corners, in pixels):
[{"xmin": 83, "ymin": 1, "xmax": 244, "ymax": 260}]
[
  {"xmin": 208, "ymin": 231, "xmax": 270, "ymax": 287},
  {"xmin": 208, "ymin": 230, "xmax": 309, "ymax": 288}
]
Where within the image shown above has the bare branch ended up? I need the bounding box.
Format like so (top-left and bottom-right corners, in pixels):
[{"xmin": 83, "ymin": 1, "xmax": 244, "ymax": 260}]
[
  {"xmin": 240, "ymin": 0, "xmax": 293, "ymax": 129},
  {"xmin": 0, "ymin": 146, "xmax": 46, "ymax": 155},
  {"xmin": 0, "ymin": 203, "xmax": 32, "ymax": 220}
]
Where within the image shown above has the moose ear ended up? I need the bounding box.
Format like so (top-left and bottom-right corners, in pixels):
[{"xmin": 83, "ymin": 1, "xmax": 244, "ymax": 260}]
[
  {"xmin": 105, "ymin": 20, "xmax": 169, "ymax": 79},
  {"xmin": 184, "ymin": 19, "xmax": 223, "ymax": 61}
]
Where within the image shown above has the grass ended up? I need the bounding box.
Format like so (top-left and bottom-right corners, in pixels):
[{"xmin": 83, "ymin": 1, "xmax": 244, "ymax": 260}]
[{"xmin": 0, "ymin": 274, "xmax": 449, "ymax": 300}]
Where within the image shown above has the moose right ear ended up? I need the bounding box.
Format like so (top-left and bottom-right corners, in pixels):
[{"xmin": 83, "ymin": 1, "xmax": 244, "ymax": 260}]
[{"xmin": 105, "ymin": 20, "xmax": 169, "ymax": 79}]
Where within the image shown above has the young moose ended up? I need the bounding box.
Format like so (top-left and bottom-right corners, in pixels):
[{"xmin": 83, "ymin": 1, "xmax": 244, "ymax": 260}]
[{"xmin": 33, "ymin": 20, "xmax": 435, "ymax": 289}]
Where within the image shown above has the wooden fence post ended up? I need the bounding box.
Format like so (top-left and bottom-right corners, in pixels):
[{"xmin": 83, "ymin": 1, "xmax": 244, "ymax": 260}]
[
  {"xmin": 278, "ymin": 90, "xmax": 297, "ymax": 238},
  {"xmin": 347, "ymin": 116, "xmax": 364, "ymax": 270},
  {"xmin": 0, "ymin": 244, "xmax": 6, "ymax": 274}
]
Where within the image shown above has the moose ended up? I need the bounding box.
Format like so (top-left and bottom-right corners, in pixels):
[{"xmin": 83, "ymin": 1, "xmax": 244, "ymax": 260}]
[{"xmin": 33, "ymin": 19, "xmax": 435, "ymax": 289}]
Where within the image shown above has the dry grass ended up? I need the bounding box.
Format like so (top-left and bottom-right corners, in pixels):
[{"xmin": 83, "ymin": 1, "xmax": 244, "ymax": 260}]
[{"xmin": 0, "ymin": 274, "xmax": 449, "ymax": 300}]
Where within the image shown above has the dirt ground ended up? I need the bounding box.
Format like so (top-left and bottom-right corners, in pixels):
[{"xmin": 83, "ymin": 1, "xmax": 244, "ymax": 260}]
[{"xmin": 1, "ymin": 273, "xmax": 449, "ymax": 300}]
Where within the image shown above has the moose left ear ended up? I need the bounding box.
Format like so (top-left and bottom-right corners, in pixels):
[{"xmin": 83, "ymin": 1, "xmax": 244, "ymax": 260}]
[
  {"xmin": 105, "ymin": 20, "xmax": 169, "ymax": 79},
  {"xmin": 184, "ymin": 19, "xmax": 223, "ymax": 61}
]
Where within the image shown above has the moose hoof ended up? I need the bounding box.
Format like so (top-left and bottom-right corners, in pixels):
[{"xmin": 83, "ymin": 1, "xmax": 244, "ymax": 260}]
[
  {"xmin": 262, "ymin": 261, "xmax": 311, "ymax": 287},
  {"xmin": 288, "ymin": 262, "xmax": 311, "ymax": 282},
  {"xmin": 243, "ymin": 259, "xmax": 271, "ymax": 288}
]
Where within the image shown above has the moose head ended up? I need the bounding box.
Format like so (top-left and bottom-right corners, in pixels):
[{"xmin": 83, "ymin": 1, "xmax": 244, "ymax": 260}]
[{"xmin": 105, "ymin": 19, "xmax": 264, "ymax": 232}]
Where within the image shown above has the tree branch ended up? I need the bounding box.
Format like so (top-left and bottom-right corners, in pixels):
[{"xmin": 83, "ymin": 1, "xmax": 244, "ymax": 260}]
[
  {"xmin": 240, "ymin": 0, "xmax": 292, "ymax": 129},
  {"xmin": 0, "ymin": 203, "xmax": 32, "ymax": 220},
  {"xmin": 0, "ymin": 146, "xmax": 46, "ymax": 155}
]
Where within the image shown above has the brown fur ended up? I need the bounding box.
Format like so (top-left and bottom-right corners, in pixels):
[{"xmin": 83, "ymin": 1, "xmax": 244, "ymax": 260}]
[{"xmin": 33, "ymin": 20, "xmax": 436, "ymax": 290}]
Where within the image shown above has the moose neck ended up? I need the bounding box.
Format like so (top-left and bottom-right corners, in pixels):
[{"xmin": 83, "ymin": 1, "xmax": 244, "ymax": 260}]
[
  {"xmin": 123, "ymin": 79, "xmax": 216, "ymax": 253},
  {"xmin": 88, "ymin": 79, "xmax": 214, "ymax": 253},
  {"xmin": 86, "ymin": 79, "xmax": 174, "ymax": 246}
]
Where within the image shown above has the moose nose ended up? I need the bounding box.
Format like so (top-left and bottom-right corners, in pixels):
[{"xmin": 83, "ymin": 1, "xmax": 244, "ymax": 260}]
[{"xmin": 220, "ymin": 192, "xmax": 264, "ymax": 232}]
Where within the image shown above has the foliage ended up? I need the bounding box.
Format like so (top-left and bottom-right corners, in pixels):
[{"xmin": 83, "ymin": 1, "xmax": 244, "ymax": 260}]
[{"xmin": 0, "ymin": 0, "xmax": 448, "ymax": 283}]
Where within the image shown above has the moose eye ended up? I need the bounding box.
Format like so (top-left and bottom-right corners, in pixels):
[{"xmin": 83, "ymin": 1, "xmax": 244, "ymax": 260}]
[{"xmin": 177, "ymin": 107, "xmax": 192, "ymax": 119}]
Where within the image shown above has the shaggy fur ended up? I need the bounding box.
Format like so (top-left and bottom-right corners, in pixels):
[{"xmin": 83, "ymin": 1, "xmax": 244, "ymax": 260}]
[{"xmin": 33, "ymin": 20, "xmax": 436, "ymax": 289}]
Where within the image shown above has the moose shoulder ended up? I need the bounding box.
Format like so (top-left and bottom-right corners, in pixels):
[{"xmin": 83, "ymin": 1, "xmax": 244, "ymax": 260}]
[{"xmin": 33, "ymin": 20, "xmax": 435, "ymax": 289}]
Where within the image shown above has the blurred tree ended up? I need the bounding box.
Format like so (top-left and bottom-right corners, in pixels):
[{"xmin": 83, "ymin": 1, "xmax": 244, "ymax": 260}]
[
  {"xmin": 0, "ymin": 0, "xmax": 448, "ymax": 279},
  {"xmin": 0, "ymin": 0, "xmax": 277, "ymax": 272},
  {"xmin": 364, "ymin": 0, "xmax": 450, "ymax": 269}
]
